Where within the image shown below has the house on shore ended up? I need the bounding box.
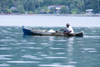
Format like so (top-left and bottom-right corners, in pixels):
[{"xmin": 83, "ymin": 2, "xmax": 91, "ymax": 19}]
[
  {"xmin": 10, "ymin": 6, "xmax": 19, "ymax": 13},
  {"xmin": 10, "ymin": 6, "xmax": 18, "ymax": 10},
  {"xmin": 86, "ymin": 9, "xmax": 93, "ymax": 14},
  {"xmin": 48, "ymin": 5, "xmax": 69, "ymax": 14}
]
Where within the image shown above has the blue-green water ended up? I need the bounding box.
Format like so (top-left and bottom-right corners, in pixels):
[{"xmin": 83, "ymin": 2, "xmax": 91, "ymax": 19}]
[{"xmin": 0, "ymin": 26, "xmax": 100, "ymax": 67}]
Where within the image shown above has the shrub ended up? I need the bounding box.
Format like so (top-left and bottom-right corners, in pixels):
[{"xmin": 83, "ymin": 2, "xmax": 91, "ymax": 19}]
[
  {"xmin": 28, "ymin": 11, "xmax": 33, "ymax": 14},
  {"xmin": 71, "ymin": 8, "xmax": 79, "ymax": 14},
  {"xmin": 60, "ymin": 6, "xmax": 69, "ymax": 14},
  {"xmin": 34, "ymin": 9, "xmax": 39, "ymax": 14},
  {"xmin": 3, "ymin": 9, "xmax": 12, "ymax": 13},
  {"xmin": 21, "ymin": 10, "xmax": 25, "ymax": 13},
  {"xmin": 11, "ymin": 9, "xmax": 19, "ymax": 13},
  {"xmin": 50, "ymin": 7, "xmax": 55, "ymax": 14},
  {"xmin": 17, "ymin": 5, "xmax": 25, "ymax": 13}
]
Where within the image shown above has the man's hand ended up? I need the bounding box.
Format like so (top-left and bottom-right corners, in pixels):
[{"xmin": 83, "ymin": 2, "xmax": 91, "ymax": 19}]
[{"xmin": 64, "ymin": 31, "xmax": 71, "ymax": 34}]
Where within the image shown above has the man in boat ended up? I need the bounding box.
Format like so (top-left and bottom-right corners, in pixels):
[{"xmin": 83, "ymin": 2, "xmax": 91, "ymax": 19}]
[{"xmin": 60, "ymin": 23, "xmax": 74, "ymax": 34}]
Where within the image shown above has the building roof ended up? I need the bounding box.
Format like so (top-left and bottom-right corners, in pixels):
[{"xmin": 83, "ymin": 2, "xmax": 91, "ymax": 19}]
[
  {"xmin": 10, "ymin": 6, "xmax": 18, "ymax": 10},
  {"xmin": 48, "ymin": 5, "xmax": 69, "ymax": 10},
  {"xmin": 48, "ymin": 5, "xmax": 55, "ymax": 9},
  {"xmin": 86, "ymin": 9, "xmax": 93, "ymax": 12}
]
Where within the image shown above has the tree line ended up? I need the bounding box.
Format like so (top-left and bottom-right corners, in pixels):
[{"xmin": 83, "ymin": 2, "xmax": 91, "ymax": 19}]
[{"xmin": 0, "ymin": 0, "xmax": 100, "ymax": 14}]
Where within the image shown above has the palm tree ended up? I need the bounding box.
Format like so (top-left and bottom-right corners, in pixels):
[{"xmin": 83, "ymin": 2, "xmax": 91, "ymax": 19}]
[
  {"xmin": 37, "ymin": 0, "xmax": 43, "ymax": 8},
  {"xmin": 77, "ymin": 0, "xmax": 84, "ymax": 13},
  {"xmin": 0, "ymin": 0, "xmax": 12, "ymax": 9},
  {"xmin": 24, "ymin": 0, "xmax": 28, "ymax": 11},
  {"xmin": 32, "ymin": 0, "xmax": 37, "ymax": 10},
  {"xmin": 97, "ymin": 0, "xmax": 100, "ymax": 13}
]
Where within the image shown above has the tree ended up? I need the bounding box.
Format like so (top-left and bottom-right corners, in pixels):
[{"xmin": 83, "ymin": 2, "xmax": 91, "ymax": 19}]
[
  {"xmin": 37, "ymin": 0, "xmax": 43, "ymax": 8},
  {"xmin": 0, "ymin": 0, "xmax": 13, "ymax": 9},
  {"xmin": 97, "ymin": 0, "xmax": 100, "ymax": 13},
  {"xmin": 3, "ymin": 8, "xmax": 12, "ymax": 13},
  {"xmin": 0, "ymin": 0, "xmax": 99, "ymax": 14},
  {"xmin": 50, "ymin": 7, "xmax": 55, "ymax": 14},
  {"xmin": 24, "ymin": 0, "xmax": 36, "ymax": 11},
  {"xmin": 60, "ymin": 6, "xmax": 69, "ymax": 14},
  {"xmin": 17, "ymin": 5, "xmax": 25, "ymax": 13},
  {"xmin": 34, "ymin": 9, "xmax": 39, "ymax": 14},
  {"xmin": 71, "ymin": 8, "xmax": 79, "ymax": 14},
  {"xmin": 34, "ymin": 7, "xmax": 42, "ymax": 14},
  {"xmin": 42, "ymin": 6, "xmax": 50, "ymax": 13},
  {"xmin": 71, "ymin": 0, "xmax": 84, "ymax": 13},
  {"xmin": 70, "ymin": 4, "xmax": 76, "ymax": 9},
  {"xmin": 28, "ymin": 11, "xmax": 33, "ymax": 14}
]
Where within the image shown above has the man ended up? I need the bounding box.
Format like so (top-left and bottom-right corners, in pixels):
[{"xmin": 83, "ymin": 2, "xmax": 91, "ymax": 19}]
[{"xmin": 60, "ymin": 23, "xmax": 74, "ymax": 34}]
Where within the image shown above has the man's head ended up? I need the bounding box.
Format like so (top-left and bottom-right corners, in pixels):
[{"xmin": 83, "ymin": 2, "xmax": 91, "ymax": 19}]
[{"xmin": 66, "ymin": 23, "xmax": 70, "ymax": 27}]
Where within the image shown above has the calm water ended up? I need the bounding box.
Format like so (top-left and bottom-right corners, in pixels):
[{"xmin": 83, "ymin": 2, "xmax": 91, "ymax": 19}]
[
  {"xmin": 0, "ymin": 15, "xmax": 100, "ymax": 67},
  {"xmin": 0, "ymin": 26, "xmax": 100, "ymax": 67},
  {"xmin": 0, "ymin": 15, "xmax": 100, "ymax": 27}
]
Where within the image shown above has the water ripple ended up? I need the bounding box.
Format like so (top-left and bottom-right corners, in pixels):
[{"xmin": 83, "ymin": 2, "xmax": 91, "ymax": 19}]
[
  {"xmin": 22, "ymin": 55, "xmax": 43, "ymax": 60},
  {"xmin": 44, "ymin": 57, "xmax": 67, "ymax": 59},
  {"xmin": 7, "ymin": 61, "xmax": 39, "ymax": 63},
  {"xmin": 39, "ymin": 64, "xmax": 75, "ymax": 67},
  {"xmin": 0, "ymin": 55, "xmax": 13, "ymax": 60},
  {"xmin": 50, "ymin": 47, "xmax": 65, "ymax": 49},
  {"xmin": 1, "ymin": 38, "xmax": 16, "ymax": 42},
  {"xmin": 0, "ymin": 64, "xmax": 10, "ymax": 66},
  {"xmin": 57, "ymin": 53, "xmax": 65, "ymax": 54},
  {"xmin": 0, "ymin": 55, "xmax": 13, "ymax": 57},
  {"xmin": 0, "ymin": 58, "xmax": 11, "ymax": 60},
  {"xmin": 21, "ymin": 47, "xmax": 42, "ymax": 49},
  {"xmin": 0, "ymin": 26, "xmax": 100, "ymax": 67},
  {"xmin": 82, "ymin": 48, "xmax": 96, "ymax": 51},
  {"xmin": 0, "ymin": 47, "xmax": 12, "ymax": 50},
  {"xmin": 84, "ymin": 36, "xmax": 100, "ymax": 39},
  {"xmin": 82, "ymin": 48, "xmax": 97, "ymax": 53}
]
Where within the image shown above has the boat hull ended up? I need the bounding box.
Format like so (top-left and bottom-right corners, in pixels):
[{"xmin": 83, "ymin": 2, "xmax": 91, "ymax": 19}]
[{"xmin": 22, "ymin": 26, "xmax": 83, "ymax": 37}]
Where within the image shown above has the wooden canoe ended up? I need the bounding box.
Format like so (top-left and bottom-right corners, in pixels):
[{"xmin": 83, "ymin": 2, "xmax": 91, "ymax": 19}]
[{"xmin": 22, "ymin": 26, "xmax": 83, "ymax": 37}]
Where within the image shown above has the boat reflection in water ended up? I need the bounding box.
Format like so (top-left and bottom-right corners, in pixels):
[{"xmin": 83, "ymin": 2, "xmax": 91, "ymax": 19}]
[{"xmin": 23, "ymin": 35, "xmax": 77, "ymax": 67}]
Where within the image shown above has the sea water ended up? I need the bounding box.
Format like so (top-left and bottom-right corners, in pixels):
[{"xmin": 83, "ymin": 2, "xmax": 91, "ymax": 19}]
[
  {"xmin": 0, "ymin": 15, "xmax": 100, "ymax": 27},
  {"xmin": 0, "ymin": 15, "xmax": 100, "ymax": 67}
]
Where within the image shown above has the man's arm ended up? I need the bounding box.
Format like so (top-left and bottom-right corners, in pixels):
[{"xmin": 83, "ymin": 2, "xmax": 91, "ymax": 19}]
[{"xmin": 65, "ymin": 31, "xmax": 71, "ymax": 34}]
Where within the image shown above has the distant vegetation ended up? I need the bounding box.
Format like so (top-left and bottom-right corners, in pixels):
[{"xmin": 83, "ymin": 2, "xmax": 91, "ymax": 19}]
[{"xmin": 0, "ymin": 0, "xmax": 100, "ymax": 14}]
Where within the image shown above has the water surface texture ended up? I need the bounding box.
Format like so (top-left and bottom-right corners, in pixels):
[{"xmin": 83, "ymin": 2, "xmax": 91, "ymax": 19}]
[{"xmin": 0, "ymin": 26, "xmax": 100, "ymax": 67}]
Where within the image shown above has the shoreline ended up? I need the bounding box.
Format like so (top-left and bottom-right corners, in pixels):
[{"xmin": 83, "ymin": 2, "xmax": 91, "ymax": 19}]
[{"xmin": 0, "ymin": 13, "xmax": 100, "ymax": 17}]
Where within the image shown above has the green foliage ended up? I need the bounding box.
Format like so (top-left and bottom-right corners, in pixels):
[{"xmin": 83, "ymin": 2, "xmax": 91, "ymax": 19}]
[
  {"xmin": 43, "ymin": 6, "xmax": 50, "ymax": 13},
  {"xmin": 0, "ymin": 0, "xmax": 100, "ymax": 14},
  {"xmin": 34, "ymin": 9, "xmax": 39, "ymax": 14},
  {"xmin": 11, "ymin": 9, "xmax": 19, "ymax": 13},
  {"xmin": 17, "ymin": 5, "xmax": 25, "ymax": 13},
  {"xmin": 34, "ymin": 7, "xmax": 42, "ymax": 14},
  {"xmin": 28, "ymin": 11, "xmax": 33, "ymax": 14},
  {"xmin": 71, "ymin": 8, "xmax": 80, "ymax": 14},
  {"xmin": 0, "ymin": 7, "xmax": 1, "ymax": 11},
  {"xmin": 70, "ymin": 4, "xmax": 76, "ymax": 9},
  {"xmin": 17, "ymin": 5, "xmax": 24, "ymax": 11},
  {"xmin": 3, "ymin": 9, "xmax": 12, "ymax": 13},
  {"xmin": 50, "ymin": 7, "xmax": 55, "ymax": 14},
  {"xmin": 41, "ymin": 6, "xmax": 50, "ymax": 13},
  {"xmin": 60, "ymin": 6, "xmax": 69, "ymax": 14},
  {"xmin": 21, "ymin": 10, "xmax": 25, "ymax": 13}
]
